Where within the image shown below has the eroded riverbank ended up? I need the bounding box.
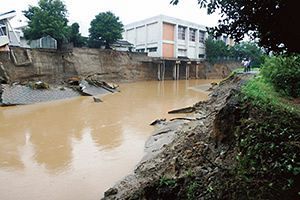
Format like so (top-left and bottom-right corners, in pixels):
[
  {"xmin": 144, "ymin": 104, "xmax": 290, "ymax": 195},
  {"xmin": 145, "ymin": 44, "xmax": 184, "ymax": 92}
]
[{"xmin": 0, "ymin": 79, "xmax": 216, "ymax": 200}]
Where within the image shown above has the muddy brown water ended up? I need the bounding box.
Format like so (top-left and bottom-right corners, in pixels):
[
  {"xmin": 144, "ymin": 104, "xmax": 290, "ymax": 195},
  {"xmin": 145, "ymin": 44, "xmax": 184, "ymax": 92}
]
[{"xmin": 0, "ymin": 80, "xmax": 216, "ymax": 200}]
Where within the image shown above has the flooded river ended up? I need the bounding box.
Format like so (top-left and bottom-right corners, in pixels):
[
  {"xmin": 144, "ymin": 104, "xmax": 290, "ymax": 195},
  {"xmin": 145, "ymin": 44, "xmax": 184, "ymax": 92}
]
[{"xmin": 0, "ymin": 79, "xmax": 215, "ymax": 200}]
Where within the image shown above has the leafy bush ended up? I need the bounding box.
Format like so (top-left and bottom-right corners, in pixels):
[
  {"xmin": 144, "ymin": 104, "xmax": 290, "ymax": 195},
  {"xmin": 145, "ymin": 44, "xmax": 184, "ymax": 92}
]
[{"xmin": 260, "ymin": 55, "xmax": 300, "ymax": 98}]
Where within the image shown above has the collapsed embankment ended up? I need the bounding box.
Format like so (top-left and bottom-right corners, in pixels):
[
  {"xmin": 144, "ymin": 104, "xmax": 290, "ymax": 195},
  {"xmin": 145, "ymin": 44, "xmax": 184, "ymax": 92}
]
[
  {"xmin": 103, "ymin": 73, "xmax": 300, "ymax": 199},
  {"xmin": 0, "ymin": 47, "xmax": 240, "ymax": 84}
]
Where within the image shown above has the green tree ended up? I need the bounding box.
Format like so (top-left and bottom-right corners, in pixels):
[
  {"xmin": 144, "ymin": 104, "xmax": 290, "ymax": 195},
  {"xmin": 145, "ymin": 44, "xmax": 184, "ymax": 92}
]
[
  {"xmin": 23, "ymin": 0, "xmax": 70, "ymax": 49},
  {"xmin": 89, "ymin": 11, "xmax": 123, "ymax": 49},
  {"xmin": 230, "ymin": 42, "xmax": 264, "ymax": 67},
  {"xmin": 205, "ymin": 37, "xmax": 264, "ymax": 65},
  {"xmin": 70, "ymin": 23, "xmax": 86, "ymax": 47},
  {"xmin": 205, "ymin": 37, "xmax": 229, "ymax": 62},
  {"xmin": 171, "ymin": 0, "xmax": 299, "ymax": 54}
]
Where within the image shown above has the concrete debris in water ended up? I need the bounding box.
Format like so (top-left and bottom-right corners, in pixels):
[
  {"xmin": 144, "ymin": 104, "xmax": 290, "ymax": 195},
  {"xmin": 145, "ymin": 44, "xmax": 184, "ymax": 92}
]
[
  {"xmin": 1, "ymin": 84, "xmax": 80, "ymax": 105},
  {"xmin": 0, "ymin": 77, "xmax": 118, "ymax": 106},
  {"xmin": 79, "ymin": 80, "xmax": 109, "ymax": 96},
  {"xmin": 168, "ymin": 106, "xmax": 195, "ymax": 114},
  {"xmin": 67, "ymin": 77, "xmax": 81, "ymax": 85},
  {"xmin": 150, "ymin": 118, "xmax": 166, "ymax": 126},
  {"xmin": 28, "ymin": 81, "xmax": 50, "ymax": 90},
  {"xmin": 93, "ymin": 97, "xmax": 103, "ymax": 103}
]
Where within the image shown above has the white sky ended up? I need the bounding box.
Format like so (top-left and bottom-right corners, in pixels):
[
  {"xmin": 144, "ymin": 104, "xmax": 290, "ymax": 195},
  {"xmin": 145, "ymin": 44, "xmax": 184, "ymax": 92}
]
[{"xmin": 1, "ymin": 0, "xmax": 220, "ymax": 36}]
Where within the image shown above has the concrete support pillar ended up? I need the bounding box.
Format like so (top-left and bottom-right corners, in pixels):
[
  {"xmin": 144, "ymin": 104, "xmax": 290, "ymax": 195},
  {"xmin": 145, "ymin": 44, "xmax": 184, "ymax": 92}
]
[
  {"xmin": 196, "ymin": 61, "xmax": 201, "ymax": 79},
  {"xmin": 157, "ymin": 63, "xmax": 161, "ymax": 80},
  {"xmin": 185, "ymin": 65, "xmax": 190, "ymax": 79},
  {"xmin": 157, "ymin": 61, "xmax": 166, "ymax": 81},
  {"xmin": 173, "ymin": 64, "xmax": 176, "ymax": 80},
  {"xmin": 186, "ymin": 61, "xmax": 191, "ymax": 80},
  {"xmin": 175, "ymin": 60, "xmax": 180, "ymax": 80},
  {"xmin": 176, "ymin": 64, "xmax": 180, "ymax": 80},
  {"xmin": 162, "ymin": 61, "xmax": 165, "ymax": 81}
]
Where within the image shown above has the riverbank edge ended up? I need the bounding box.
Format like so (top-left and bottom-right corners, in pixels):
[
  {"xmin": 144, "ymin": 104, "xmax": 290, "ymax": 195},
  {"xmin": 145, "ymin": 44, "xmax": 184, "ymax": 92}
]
[{"xmin": 102, "ymin": 73, "xmax": 254, "ymax": 199}]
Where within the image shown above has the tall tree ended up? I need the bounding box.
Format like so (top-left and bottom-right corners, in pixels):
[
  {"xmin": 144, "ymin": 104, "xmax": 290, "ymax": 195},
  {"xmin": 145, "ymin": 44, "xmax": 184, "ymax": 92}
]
[
  {"xmin": 205, "ymin": 37, "xmax": 229, "ymax": 62},
  {"xmin": 171, "ymin": 0, "xmax": 299, "ymax": 54},
  {"xmin": 70, "ymin": 23, "xmax": 86, "ymax": 47},
  {"xmin": 89, "ymin": 11, "xmax": 123, "ymax": 49},
  {"xmin": 23, "ymin": 0, "xmax": 70, "ymax": 49}
]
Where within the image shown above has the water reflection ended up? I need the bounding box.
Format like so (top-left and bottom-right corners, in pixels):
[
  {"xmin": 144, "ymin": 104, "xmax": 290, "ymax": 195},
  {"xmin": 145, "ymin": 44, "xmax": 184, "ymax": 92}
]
[{"xmin": 0, "ymin": 79, "xmax": 216, "ymax": 200}]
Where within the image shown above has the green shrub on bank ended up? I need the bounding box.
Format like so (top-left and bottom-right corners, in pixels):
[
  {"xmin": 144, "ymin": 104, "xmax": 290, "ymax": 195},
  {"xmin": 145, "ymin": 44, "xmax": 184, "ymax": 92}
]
[
  {"xmin": 241, "ymin": 77, "xmax": 300, "ymax": 114},
  {"xmin": 260, "ymin": 55, "xmax": 300, "ymax": 98},
  {"xmin": 236, "ymin": 73, "xmax": 300, "ymax": 199}
]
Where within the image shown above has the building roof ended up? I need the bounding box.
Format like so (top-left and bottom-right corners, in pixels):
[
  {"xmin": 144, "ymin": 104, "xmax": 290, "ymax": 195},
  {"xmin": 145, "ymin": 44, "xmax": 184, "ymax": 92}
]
[
  {"xmin": 112, "ymin": 40, "xmax": 133, "ymax": 47},
  {"xmin": 125, "ymin": 14, "xmax": 207, "ymax": 31},
  {"xmin": 0, "ymin": 10, "xmax": 16, "ymax": 21}
]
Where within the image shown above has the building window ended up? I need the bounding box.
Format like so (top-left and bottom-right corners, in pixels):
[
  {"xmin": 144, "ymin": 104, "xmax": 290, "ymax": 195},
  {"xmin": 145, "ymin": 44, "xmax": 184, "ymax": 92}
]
[
  {"xmin": 198, "ymin": 54, "xmax": 205, "ymax": 58},
  {"xmin": 147, "ymin": 47, "xmax": 157, "ymax": 52},
  {"xmin": 136, "ymin": 48, "xmax": 145, "ymax": 52},
  {"xmin": 199, "ymin": 31, "xmax": 205, "ymax": 43},
  {"xmin": 178, "ymin": 48, "xmax": 187, "ymax": 56},
  {"xmin": 178, "ymin": 26, "xmax": 186, "ymax": 40},
  {"xmin": 189, "ymin": 28, "xmax": 196, "ymax": 42},
  {"xmin": 0, "ymin": 22, "xmax": 6, "ymax": 36}
]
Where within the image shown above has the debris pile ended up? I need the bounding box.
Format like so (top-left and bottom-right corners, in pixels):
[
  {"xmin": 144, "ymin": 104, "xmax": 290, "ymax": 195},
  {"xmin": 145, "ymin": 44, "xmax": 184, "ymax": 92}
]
[{"xmin": 0, "ymin": 74, "xmax": 119, "ymax": 106}]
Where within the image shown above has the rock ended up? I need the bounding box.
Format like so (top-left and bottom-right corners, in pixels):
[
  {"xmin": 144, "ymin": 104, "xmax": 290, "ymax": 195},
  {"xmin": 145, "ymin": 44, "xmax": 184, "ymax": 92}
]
[
  {"xmin": 104, "ymin": 188, "xmax": 118, "ymax": 197},
  {"xmin": 150, "ymin": 118, "xmax": 166, "ymax": 126},
  {"xmin": 185, "ymin": 150, "xmax": 193, "ymax": 159},
  {"xmin": 168, "ymin": 106, "xmax": 195, "ymax": 114},
  {"xmin": 93, "ymin": 97, "xmax": 102, "ymax": 103},
  {"xmin": 67, "ymin": 77, "xmax": 81, "ymax": 85},
  {"xmin": 28, "ymin": 81, "xmax": 50, "ymax": 90}
]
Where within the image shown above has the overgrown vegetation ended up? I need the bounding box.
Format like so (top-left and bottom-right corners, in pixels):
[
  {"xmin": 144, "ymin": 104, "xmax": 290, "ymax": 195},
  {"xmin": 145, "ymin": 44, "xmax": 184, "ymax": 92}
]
[
  {"xmin": 241, "ymin": 77, "xmax": 300, "ymax": 114},
  {"xmin": 260, "ymin": 55, "xmax": 300, "ymax": 98},
  {"xmin": 205, "ymin": 38, "xmax": 264, "ymax": 67},
  {"xmin": 232, "ymin": 55, "xmax": 300, "ymax": 199}
]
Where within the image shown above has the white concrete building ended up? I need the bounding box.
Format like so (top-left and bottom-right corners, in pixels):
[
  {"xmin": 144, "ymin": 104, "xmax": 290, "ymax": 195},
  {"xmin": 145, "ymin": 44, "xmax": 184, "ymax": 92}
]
[
  {"xmin": 123, "ymin": 15, "xmax": 207, "ymax": 60},
  {"xmin": 0, "ymin": 10, "xmax": 21, "ymax": 49}
]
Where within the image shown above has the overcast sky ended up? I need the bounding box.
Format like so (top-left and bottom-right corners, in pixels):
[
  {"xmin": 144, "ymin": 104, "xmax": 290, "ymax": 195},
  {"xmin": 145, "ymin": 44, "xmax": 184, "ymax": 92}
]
[{"xmin": 1, "ymin": 0, "xmax": 220, "ymax": 36}]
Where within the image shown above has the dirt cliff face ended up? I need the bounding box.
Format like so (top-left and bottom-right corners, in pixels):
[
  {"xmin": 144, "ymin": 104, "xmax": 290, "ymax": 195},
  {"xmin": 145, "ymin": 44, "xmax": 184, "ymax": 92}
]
[
  {"xmin": 102, "ymin": 74, "xmax": 253, "ymax": 200},
  {"xmin": 0, "ymin": 47, "xmax": 156, "ymax": 84},
  {"xmin": 0, "ymin": 47, "xmax": 240, "ymax": 84}
]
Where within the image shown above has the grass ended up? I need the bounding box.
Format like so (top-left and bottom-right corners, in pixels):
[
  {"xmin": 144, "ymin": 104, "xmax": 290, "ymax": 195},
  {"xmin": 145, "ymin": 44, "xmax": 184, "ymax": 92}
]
[
  {"xmin": 159, "ymin": 176, "xmax": 177, "ymax": 187},
  {"xmin": 241, "ymin": 76, "xmax": 300, "ymax": 114},
  {"xmin": 233, "ymin": 67, "xmax": 261, "ymax": 73}
]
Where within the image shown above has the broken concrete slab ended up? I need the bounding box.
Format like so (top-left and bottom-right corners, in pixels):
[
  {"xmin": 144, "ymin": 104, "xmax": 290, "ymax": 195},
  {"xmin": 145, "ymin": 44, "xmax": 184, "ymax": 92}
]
[
  {"xmin": 79, "ymin": 80, "xmax": 109, "ymax": 96},
  {"xmin": 1, "ymin": 84, "xmax": 81, "ymax": 105}
]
